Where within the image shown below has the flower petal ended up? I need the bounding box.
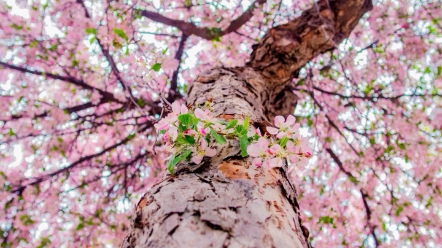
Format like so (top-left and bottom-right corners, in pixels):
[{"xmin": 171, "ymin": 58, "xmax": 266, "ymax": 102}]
[
  {"xmin": 269, "ymin": 144, "xmax": 281, "ymax": 154},
  {"xmin": 274, "ymin": 116, "xmax": 285, "ymax": 127},
  {"xmin": 286, "ymin": 115, "xmax": 296, "ymax": 126},
  {"xmin": 194, "ymin": 108, "xmax": 206, "ymax": 119},
  {"xmin": 199, "ymin": 138, "xmax": 208, "ymax": 150},
  {"xmin": 252, "ymin": 158, "xmax": 262, "ymax": 167},
  {"xmin": 247, "ymin": 143, "xmax": 261, "ymax": 157},
  {"xmin": 267, "ymin": 157, "xmax": 283, "ymax": 168},
  {"xmin": 191, "ymin": 154, "xmax": 203, "ymax": 164},
  {"xmin": 172, "ymin": 101, "xmax": 180, "ymax": 114},
  {"xmin": 205, "ymin": 148, "xmax": 217, "ymax": 157},
  {"xmin": 257, "ymin": 137, "xmax": 269, "ymax": 151},
  {"xmin": 276, "ymin": 132, "xmax": 286, "ymax": 139},
  {"xmin": 256, "ymin": 128, "xmax": 262, "ymax": 136},
  {"xmin": 180, "ymin": 104, "xmax": 188, "ymax": 114},
  {"xmin": 267, "ymin": 126, "xmax": 279, "ymax": 135}
]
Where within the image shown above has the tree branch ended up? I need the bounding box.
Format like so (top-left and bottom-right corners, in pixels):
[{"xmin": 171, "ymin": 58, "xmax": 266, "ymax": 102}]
[
  {"xmin": 248, "ymin": 0, "xmax": 373, "ymax": 84},
  {"xmin": 11, "ymin": 123, "xmax": 152, "ymax": 194},
  {"xmin": 0, "ymin": 61, "xmax": 122, "ymax": 104},
  {"xmin": 169, "ymin": 34, "xmax": 189, "ymax": 100},
  {"xmin": 140, "ymin": 0, "xmax": 266, "ymax": 40},
  {"xmin": 326, "ymin": 148, "xmax": 379, "ymax": 247}
]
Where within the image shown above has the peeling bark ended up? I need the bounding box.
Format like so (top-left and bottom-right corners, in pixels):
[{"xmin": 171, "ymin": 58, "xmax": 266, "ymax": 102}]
[
  {"xmin": 123, "ymin": 0, "xmax": 372, "ymax": 247},
  {"xmin": 122, "ymin": 160, "xmax": 309, "ymax": 248}
]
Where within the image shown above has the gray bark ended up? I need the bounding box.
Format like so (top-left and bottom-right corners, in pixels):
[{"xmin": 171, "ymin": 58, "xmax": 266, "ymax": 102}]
[{"xmin": 122, "ymin": 0, "xmax": 372, "ymax": 247}]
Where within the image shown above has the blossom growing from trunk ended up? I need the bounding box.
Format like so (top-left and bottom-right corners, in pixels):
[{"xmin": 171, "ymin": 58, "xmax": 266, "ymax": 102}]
[
  {"xmin": 154, "ymin": 102, "xmax": 188, "ymax": 131},
  {"xmin": 267, "ymin": 115, "xmax": 300, "ymax": 138},
  {"xmin": 191, "ymin": 138, "xmax": 217, "ymax": 164},
  {"xmin": 247, "ymin": 137, "xmax": 270, "ymax": 167}
]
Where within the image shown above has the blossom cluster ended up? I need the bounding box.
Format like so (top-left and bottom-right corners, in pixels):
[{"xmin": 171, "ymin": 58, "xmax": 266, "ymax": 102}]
[{"xmin": 155, "ymin": 102, "xmax": 312, "ymax": 173}]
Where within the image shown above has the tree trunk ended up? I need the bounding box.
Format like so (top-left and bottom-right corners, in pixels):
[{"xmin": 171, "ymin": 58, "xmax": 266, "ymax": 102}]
[{"xmin": 122, "ymin": 1, "xmax": 372, "ymax": 247}]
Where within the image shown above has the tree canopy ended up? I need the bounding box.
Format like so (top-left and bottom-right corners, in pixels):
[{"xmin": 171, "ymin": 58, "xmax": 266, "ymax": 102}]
[{"xmin": 1, "ymin": 0, "xmax": 441, "ymax": 247}]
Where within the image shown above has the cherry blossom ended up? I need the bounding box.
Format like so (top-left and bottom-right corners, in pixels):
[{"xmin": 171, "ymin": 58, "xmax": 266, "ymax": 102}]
[
  {"xmin": 267, "ymin": 115, "xmax": 301, "ymax": 138},
  {"xmin": 191, "ymin": 138, "xmax": 217, "ymax": 164}
]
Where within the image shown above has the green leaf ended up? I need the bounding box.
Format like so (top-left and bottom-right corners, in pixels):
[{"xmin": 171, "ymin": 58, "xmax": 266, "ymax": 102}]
[
  {"xmin": 86, "ymin": 27, "xmax": 97, "ymax": 35},
  {"xmin": 318, "ymin": 216, "xmax": 334, "ymax": 224},
  {"xmin": 162, "ymin": 47, "xmax": 168, "ymax": 55},
  {"xmin": 243, "ymin": 116, "xmax": 249, "ymax": 131},
  {"xmin": 278, "ymin": 136, "xmax": 289, "ymax": 147},
  {"xmin": 167, "ymin": 154, "xmax": 176, "ymax": 174},
  {"xmin": 178, "ymin": 124, "xmax": 187, "ymax": 132},
  {"xmin": 76, "ymin": 222, "xmax": 85, "ymax": 231},
  {"xmin": 126, "ymin": 133, "xmax": 136, "ymax": 141},
  {"xmin": 151, "ymin": 63, "xmax": 162, "ymax": 72},
  {"xmin": 235, "ymin": 125, "xmax": 244, "ymax": 134},
  {"xmin": 175, "ymin": 134, "xmax": 194, "ymax": 144},
  {"xmin": 89, "ymin": 36, "xmax": 96, "ymax": 44},
  {"xmin": 210, "ymin": 129, "xmax": 226, "ymax": 144},
  {"xmin": 167, "ymin": 149, "xmax": 192, "ymax": 174},
  {"xmin": 225, "ymin": 119, "xmax": 238, "ymax": 129},
  {"xmin": 178, "ymin": 113, "xmax": 192, "ymax": 125},
  {"xmin": 349, "ymin": 175, "xmax": 359, "ymax": 184},
  {"xmin": 398, "ymin": 142, "xmax": 406, "ymax": 150},
  {"xmin": 11, "ymin": 24, "xmax": 23, "ymax": 30},
  {"xmin": 8, "ymin": 128, "xmax": 15, "ymax": 137},
  {"xmin": 395, "ymin": 205, "xmax": 404, "ymax": 216},
  {"xmin": 239, "ymin": 135, "xmax": 250, "ymax": 157},
  {"xmin": 192, "ymin": 116, "xmax": 200, "ymax": 126},
  {"xmin": 113, "ymin": 28, "xmax": 128, "ymax": 41},
  {"xmin": 48, "ymin": 44, "xmax": 58, "ymax": 51},
  {"xmin": 184, "ymin": 135, "xmax": 195, "ymax": 144},
  {"xmin": 20, "ymin": 214, "xmax": 35, "ymax": 226},
  {"xmin": 204, "ymin": 133, "xmax": 211, "ymax": 144},
  {"xmin": 29, "ymin": 40, "xmax": 38, "ymax": 48}
]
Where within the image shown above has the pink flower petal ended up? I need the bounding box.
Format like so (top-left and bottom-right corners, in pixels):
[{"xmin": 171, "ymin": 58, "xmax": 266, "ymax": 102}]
[
  {"xmin": 172, "ymin": 101, "xmax": 180, "ymax": 113},
  {"xmin": 276, "ymin": 132, "xmax": 286, "ymax": 139},
  {"xmin": 191, "ymin": 154, "xmax": 203, "ymax": 164},
  {"xmin": 286, "ymin": 141, "xmax": 296, "ymax": 153},
  {"xmin": 288, "ymin": 154, "xmax": 299, "ymax": 163},
  {"xmin": 274, "ymin": 116, "xmax": 285, "ymax": 127},
  {"xmin": 286, "ymin": 115, "xmax": 296, "ymax": 126},
  {"xmin": 256, "ymin": 128, "xmax": 262, "ymax": 136},
  {"xmin": 269, "ymin": 144, "xmax": 281, "ymax": 154},
  {"xmin": 247, "ymin": 143, "xmax": 261, "ymax": 157},
  {"xmin": 205, "ymin": 148, "xmax": 217, "ymax": 157},
  {"xmin": 252, "ymin": 158, "xmax": 262, "ymax": 167},
  {"xmin": 267, "ymin": 126, "xmax": 279, "ymax": 135},
  {"xmin": 199, "ymin": 138, "xmax": 208, "ymax": 150},
  {"xmin": 194, "ymin": 108, "xmax": 205, "ymax": 119},
  {"xmin": 180, "ymin": 104, "xmax": 188, "ymax": 114},
  {"xmin": 257, "ymin": 137, "xmax": 269, "ymax": 151},
  {"xmin": 267, "ymin": 157, "xmax": 283, "ymax": 168}
]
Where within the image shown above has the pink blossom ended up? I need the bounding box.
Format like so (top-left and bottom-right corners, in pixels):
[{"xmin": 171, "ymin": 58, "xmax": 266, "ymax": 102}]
[
  {"xmin": 247, "ymin": 137, "xmax": 270, "ymax": 167},
  {"xmin": 267, "ymin": 115, "xmax": 300, "ymax": 138},
  {"xmin": 194, "ymin": 108, "xmax": 211, "ymax": 120},
  {"xmin": 247, "ymin": 137, "xmax": 269, "ymax": 157},
  {"xmin": 154, "ymin": 101, "xmax": 188, "ymax": 132},
  {"xmin": 191, "ymin": 138, "xmax": 217, "ymax": 164},
  {"xmin": 171, "ymin": 101, "xmax": 188, "ymax": 115},
  {"xmin": 263, "ymin": 157, "xmax": 284, "ymax": 169}
]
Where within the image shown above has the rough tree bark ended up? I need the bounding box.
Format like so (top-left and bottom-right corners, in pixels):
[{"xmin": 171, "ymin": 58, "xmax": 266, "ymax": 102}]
[{"xmin": 122, "ymin": 1, "xmax": 372, "ymax": 247}]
